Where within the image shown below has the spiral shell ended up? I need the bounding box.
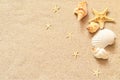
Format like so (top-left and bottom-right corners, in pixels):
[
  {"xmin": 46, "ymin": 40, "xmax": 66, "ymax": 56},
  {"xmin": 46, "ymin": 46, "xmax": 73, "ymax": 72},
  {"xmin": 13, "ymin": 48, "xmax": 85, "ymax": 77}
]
[
  {"xmin": 87, "ymin": 22, "xmax": 100, "ymax": 33},
  {"xmin": 74, "ymin": 1, "xmax": 87, "ymax": 20},
  {"xmin": 92, "ymin": 29, "xmax": 116, "ymax": 48},
  {"xmin": 93, "ymin": 48, "xmax": 109, "ymax": 59}
]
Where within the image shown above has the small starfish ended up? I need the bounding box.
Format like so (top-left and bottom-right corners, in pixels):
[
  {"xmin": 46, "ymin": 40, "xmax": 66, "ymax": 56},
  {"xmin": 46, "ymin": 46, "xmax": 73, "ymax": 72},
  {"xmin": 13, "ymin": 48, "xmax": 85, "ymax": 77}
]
[
  {"xmin": 52, "ymin": 5, "xmax": 60, "ymax": 13},
  {"xmin": 93, "ymin": 69, "xmax": 101, "ymax": 77},
  {"xmin": 66, "ymin": 32, "xmax": 72, "ymax": 39},
  {"xmin": 89, "ymin": 8, "xmax": 114, "ymax": 29},
  {"xmin": 45, "ymin": 24, "xmax": 52, "ymax": 30},
  {"xmin": 72, "ymin": 51, "xmax": 79, "ymax": 59}
]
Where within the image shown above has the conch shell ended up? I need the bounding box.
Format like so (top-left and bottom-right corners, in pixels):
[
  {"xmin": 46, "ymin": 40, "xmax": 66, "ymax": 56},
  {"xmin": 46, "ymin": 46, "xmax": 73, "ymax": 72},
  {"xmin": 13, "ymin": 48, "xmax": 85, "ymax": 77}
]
[
  {"xmin": 91, "ymin": 29, "xmax": 116, "ymax": 59},
  {"xmin": 74, "ymin": 1, "xmax": 87, "ymax": 20},
  {"xmin": 87, "ymin": 22, "xmax": 100, "ymax": 33}
]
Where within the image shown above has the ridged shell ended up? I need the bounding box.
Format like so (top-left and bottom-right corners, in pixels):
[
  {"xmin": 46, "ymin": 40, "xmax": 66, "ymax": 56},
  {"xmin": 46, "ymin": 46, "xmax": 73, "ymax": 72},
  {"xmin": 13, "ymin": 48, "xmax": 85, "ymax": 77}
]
[
  {"xmin": 91, "ymin": 29, "xmax": 116, "ymax": 48},
  {"xmin": 87, "ymin": 22, "xmax": 100, "ymax": 33},
  {"xmin": 74, "ymin": 1, "xmax": 87, "ymax": 20}
]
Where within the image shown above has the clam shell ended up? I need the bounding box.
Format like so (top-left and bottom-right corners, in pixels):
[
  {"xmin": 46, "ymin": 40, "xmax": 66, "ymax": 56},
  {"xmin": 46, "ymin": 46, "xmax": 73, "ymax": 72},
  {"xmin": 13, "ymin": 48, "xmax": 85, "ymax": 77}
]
[{"xmin": 91, "ymin": 29, "xmax": 116, "ymax": 48}]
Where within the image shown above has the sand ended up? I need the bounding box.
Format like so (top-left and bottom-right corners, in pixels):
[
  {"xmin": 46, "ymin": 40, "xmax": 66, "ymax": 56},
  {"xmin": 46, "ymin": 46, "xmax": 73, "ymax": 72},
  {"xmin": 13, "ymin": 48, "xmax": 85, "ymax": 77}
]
[{"xmin": 0, "ymin": 0, "xmax": 120, "ymax": 80}]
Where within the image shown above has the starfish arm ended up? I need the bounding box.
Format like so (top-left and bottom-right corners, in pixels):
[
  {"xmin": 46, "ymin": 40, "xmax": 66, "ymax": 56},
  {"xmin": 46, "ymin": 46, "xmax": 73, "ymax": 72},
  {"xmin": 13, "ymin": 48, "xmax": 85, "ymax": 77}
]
[
  {"xmin": 102, "ymin": 8, "xmax": 108, "ymax": 15},
  {"xmin": 105, "ymin": 17, "xmax": 114, "ymax": 22},
  {"xmin": 99, "ymin": 21, "xmax": 104, "ymax": 29},
  {"xmin": 89, "ymin": 17, "xmax": 97, "ymax": 23},
  {"xmin": 92, "ymin": 8, "xmax": 99, "ymax": 15}
]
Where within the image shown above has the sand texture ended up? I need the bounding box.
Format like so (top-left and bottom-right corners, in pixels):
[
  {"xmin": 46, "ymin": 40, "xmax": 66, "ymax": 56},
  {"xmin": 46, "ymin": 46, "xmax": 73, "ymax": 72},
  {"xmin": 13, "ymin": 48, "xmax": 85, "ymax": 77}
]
[{"xmin": 0, "ymin": 0, "xmax": 120, "ymax": 80}]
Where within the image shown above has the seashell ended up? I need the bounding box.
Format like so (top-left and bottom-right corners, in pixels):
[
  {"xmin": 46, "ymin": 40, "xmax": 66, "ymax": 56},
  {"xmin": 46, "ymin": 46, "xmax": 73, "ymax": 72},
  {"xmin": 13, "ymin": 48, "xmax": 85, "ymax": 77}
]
[
  {"xmin": 74, "ymin": 1, "xmax": 87, "ymax": 20},
  {"xmin": 87, "ymin": 22, "xmax": 100, "ymax": 33},
  {"xmin": 93, "ymin": 48, "xmax": 109, "ymax": 59},
  {"xmin": 91, "ymin": 29, "xmax": 116, "ymax": 59},
  {"xmin": 92, "ymin": 29, "xmax": 116, "ymax": 48}
]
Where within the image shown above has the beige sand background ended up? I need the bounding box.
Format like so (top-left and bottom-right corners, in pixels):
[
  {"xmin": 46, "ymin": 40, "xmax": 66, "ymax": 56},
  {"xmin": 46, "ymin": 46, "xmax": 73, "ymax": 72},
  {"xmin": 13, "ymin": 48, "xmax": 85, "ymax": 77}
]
[{"xmin": 0, "ymin": 0, "xmax": 120, "ymax": 80}]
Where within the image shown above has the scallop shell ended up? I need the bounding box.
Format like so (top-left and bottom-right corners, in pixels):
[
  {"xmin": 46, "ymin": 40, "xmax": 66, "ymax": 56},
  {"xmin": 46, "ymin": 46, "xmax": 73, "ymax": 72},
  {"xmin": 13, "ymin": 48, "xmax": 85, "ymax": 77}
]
[
  {"xmin": 74, "ymin": 1, "xmax": 87, "ymax": 20},
  {"xmin": 87, "ymin": 22, "xmax": 100, "ymax": 33},
  {"xmin": 92, "ymin": 29, "xmax": 116, "ymax": 48}
]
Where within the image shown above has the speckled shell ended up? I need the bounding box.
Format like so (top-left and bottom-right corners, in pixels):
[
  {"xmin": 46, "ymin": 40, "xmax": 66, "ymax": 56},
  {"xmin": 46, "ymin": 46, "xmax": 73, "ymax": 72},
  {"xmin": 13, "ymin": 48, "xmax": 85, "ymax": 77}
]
[{"xmin": 92, "ymin": 29, "xmax": 116, "ymax": 48}]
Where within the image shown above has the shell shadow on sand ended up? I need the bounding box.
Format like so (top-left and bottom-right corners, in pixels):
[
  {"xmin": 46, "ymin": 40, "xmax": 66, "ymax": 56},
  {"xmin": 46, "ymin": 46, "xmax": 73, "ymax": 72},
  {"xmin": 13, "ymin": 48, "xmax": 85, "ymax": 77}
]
[
  {"xmin": 95, "ymin": 58, "xmax": 109, "ymax": 66},
  {"xmin": 79, "ymin": 14, "xmax": 89, "ymax": 33}
]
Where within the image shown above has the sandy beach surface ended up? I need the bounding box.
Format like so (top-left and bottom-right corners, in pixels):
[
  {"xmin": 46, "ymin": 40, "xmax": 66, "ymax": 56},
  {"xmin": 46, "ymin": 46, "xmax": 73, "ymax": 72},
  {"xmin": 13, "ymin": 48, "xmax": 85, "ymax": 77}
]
[{"xmin": 0, "ymin": 0, "xmax": 120, "ymax": 80}]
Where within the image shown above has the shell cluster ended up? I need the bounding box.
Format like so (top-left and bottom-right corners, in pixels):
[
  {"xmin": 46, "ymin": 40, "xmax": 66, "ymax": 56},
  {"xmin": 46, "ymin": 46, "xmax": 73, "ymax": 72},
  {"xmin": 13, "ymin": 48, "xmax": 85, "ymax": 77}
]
[
  {"xmin": 74, "ymin": 2, "xmax": 116, "ymax": 59},
  {"xmin": 88, "ymin": 9, "xmax": 116, "ymax": 59}
]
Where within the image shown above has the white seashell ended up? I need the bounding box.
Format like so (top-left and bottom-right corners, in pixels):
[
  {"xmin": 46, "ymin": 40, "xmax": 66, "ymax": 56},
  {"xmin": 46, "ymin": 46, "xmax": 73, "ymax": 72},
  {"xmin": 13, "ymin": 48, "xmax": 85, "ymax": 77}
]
[
  {"xmin": 91, "ymin": 29, "xmax": 116, "ymax": 48},
  {"xmin": 93, "ymin": 48, "xmax": 109, "ymax": 59}
]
